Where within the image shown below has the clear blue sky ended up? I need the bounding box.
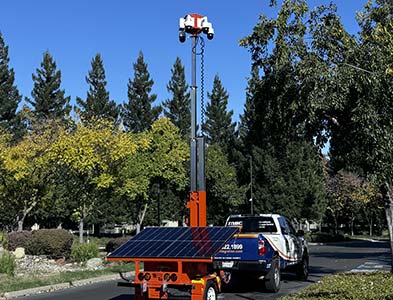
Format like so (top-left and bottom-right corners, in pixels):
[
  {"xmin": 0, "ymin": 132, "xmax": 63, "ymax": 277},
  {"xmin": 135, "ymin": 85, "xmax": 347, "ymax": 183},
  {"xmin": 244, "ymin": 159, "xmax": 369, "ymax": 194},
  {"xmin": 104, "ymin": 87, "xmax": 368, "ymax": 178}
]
[{"xmin": 1, "ymin": 1, "xmax": 365, "ymax": 123}]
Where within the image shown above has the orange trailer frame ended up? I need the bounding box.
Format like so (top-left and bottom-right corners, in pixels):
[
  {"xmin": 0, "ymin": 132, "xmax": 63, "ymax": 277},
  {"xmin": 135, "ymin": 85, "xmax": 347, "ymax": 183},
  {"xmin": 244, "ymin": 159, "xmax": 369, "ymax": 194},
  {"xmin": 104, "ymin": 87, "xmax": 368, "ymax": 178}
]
[{"xmin": 107, "ymin": 256, "xmax": 222, "ymax": 300}]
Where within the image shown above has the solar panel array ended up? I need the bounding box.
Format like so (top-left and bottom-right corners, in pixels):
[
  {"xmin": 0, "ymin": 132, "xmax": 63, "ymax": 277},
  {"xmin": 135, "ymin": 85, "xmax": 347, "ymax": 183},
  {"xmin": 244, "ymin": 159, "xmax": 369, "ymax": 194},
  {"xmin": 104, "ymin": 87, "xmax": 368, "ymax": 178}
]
[{"xmin": 108, "ymin": 226, "xmax": 238, "ymax": 259}]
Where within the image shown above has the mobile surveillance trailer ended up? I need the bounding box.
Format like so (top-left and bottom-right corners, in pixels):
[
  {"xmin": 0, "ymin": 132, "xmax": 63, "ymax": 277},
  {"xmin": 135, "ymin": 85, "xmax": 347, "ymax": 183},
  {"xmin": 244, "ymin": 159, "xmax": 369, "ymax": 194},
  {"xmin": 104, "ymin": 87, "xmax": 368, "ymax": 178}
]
[{"xmin": 107, "ymin": 15, "xmax": 237, "ymax": 300}]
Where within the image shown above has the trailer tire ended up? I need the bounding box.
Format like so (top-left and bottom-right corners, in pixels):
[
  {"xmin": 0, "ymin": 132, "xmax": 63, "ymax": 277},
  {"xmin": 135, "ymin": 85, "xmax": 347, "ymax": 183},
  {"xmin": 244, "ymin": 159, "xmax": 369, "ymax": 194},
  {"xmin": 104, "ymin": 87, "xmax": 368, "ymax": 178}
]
[
  {"xmin": 204, "ymin": 280, "xmax": 217, "ymax": 300},
  {"xmin": 265, "ymin": 257, "xmax": 281, "ymax": 293}
]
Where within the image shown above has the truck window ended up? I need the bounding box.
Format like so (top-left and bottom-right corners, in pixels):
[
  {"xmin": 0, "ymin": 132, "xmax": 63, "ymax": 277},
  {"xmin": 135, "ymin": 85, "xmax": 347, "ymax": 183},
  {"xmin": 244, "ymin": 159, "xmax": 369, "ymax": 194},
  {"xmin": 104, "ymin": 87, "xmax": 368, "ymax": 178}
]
[{"xmin": 226, "ymin": 216, "xmax": 277, "ymax": 233}]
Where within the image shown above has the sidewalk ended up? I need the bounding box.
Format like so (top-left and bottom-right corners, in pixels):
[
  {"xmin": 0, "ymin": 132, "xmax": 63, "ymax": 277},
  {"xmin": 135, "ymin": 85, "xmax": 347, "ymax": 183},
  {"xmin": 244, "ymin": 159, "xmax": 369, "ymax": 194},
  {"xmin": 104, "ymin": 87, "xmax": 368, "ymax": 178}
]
[{"xmin": 0, "ymin": 272, "xmax": 134, "ymax": 300}]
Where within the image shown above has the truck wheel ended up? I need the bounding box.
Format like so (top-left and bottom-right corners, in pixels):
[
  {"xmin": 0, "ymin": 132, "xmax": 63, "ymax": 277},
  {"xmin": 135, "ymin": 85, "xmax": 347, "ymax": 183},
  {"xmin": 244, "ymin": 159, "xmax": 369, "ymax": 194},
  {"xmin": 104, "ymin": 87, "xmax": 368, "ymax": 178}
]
[
  {"xmin": 296, "ymin": 255, "xmax": 309, "ymax": 280},
  {"xmin": 204, "ymin": 280, "xmax": 217, "ymax": 300},
  {"xmin": 265, "ymin": 257, "xmax": 281, "ymax": 293},
  {"xmin": 134, "ymin": 287, "xmax": 147, "ymax": 300}
]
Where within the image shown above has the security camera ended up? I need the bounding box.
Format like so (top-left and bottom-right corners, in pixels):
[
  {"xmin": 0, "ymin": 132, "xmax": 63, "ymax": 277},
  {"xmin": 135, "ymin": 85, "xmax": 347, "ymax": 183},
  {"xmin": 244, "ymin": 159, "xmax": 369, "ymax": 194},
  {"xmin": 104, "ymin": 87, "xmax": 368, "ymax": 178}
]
[
  {"xmin": 179, "ymin": 30, "xmax": 186, "ymax": 43},
  {"xmin": 201, "ymin": 19, "xmax": 212, "ymax": 34},
  {"xmin": 207, "ymin": 27, "xmax": 214, "ymax": 40},
  {"xmin": 184, "ymin": 15, "xmax": 194, "ymax": 33},
  {"xmin": 179, "ymin": 17, "xmax": 185, "ymax": 30}
]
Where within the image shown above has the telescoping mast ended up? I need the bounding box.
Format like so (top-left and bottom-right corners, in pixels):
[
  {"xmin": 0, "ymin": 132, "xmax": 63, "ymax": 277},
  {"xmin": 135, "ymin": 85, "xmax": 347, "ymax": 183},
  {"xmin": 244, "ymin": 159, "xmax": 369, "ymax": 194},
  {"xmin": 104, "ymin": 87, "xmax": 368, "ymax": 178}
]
[{"xmin": 107, "ymin": 15, "xmax": 237, "ymax": 300}]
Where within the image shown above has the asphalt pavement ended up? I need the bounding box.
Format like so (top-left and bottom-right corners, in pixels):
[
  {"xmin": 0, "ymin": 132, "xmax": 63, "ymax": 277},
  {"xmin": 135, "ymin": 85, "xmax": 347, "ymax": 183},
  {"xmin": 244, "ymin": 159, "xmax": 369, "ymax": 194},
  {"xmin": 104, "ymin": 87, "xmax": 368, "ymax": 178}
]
[{"xmin": 13, "ymin": 239, "xmax": 390, "ymax": 300}]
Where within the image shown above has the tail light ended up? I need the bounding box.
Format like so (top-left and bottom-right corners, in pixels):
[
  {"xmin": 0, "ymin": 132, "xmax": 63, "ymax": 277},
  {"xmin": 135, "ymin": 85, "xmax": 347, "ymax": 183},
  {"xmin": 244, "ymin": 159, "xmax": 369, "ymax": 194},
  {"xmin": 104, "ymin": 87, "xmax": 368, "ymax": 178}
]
[
  {"xmin": 144, "ymin": 273, "xmax": 151, "ymax": 281},
  {"xmin": 258, "ymin": 239, "xmax": 267, "ymax": 256}
]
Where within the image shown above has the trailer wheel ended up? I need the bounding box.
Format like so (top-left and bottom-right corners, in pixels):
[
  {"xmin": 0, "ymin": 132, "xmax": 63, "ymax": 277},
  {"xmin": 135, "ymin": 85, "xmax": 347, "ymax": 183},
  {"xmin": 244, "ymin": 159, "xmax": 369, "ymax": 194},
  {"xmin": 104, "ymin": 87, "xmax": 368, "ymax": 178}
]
[
  {"xmin": 265, "ymin": 257, "xmax": 281, "ymax": 293},
  {"xmin": 204, "ymin": 280, "xmax": 217, "ymax": 300}
]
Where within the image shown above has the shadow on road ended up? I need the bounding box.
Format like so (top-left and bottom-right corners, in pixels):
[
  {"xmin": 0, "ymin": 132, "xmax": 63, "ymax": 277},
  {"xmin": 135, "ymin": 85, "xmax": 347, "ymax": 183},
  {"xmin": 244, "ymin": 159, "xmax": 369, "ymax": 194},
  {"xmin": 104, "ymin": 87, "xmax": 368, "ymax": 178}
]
[
  {"xmin": 109, "ymin": 295, "xmax": 134, "ymax": 300},
  {"xmin": 321, "ymin": 239, "xmax": 389, "ymax": 249}
]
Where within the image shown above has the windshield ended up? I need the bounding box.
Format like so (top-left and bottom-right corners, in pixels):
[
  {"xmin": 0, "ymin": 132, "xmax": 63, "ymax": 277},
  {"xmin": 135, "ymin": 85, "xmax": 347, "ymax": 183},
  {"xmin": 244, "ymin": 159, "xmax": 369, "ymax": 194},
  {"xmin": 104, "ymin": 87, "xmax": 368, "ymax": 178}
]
[{"xmin": 226, "ymin": 216, "xmax": 277, "ymax": 233}]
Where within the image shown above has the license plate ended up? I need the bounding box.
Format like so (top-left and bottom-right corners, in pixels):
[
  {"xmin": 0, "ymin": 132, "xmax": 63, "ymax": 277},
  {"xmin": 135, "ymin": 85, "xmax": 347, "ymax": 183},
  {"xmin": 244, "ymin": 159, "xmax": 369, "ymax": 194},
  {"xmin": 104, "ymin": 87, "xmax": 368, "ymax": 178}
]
[{"xmin": 222, "ymin": 261, "xmax": 234, "ymax": 268}]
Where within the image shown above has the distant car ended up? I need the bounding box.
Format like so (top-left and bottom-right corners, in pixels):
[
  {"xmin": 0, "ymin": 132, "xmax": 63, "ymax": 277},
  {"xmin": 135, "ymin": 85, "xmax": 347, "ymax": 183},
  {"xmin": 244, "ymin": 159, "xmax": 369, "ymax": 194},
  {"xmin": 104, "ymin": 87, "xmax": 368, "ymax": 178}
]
[{"xmin": 214, "ymin": 214, "xmax": 309, "ymax": 293}]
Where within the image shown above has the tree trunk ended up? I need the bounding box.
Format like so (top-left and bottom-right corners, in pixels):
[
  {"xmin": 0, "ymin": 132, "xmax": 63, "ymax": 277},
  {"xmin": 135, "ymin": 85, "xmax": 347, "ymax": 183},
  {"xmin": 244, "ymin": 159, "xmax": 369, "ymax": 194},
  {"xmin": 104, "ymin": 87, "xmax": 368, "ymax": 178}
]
[
  {"xmin": 369, "ymin": 218, "xmax": 373, "ymax": 237},
  {"xmin": 17, "ymin": 217, "xmax": 24, "ymax": 232},
  {"xmin": 136, "ymin": 203, "xmax": 148, "ymax": 234},
  {"xmin": 79, "ymin": 218, "xmax": 84, "ymax": 244},
  {"xmin": 383, "ymin": 183, "xmax": 393, "ymax": 273},
  {"xmin": 350, "ymin": 216, "xmax": 355, "ymax": 236}
]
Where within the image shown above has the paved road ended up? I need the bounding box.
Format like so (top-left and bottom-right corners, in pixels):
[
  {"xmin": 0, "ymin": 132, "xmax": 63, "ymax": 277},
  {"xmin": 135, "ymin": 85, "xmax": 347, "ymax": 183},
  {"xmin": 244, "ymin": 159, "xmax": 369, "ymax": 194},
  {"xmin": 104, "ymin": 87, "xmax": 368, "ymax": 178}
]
[{"xmin": 18, "ymin": 239, "xmax": 390, "ymax": 300}]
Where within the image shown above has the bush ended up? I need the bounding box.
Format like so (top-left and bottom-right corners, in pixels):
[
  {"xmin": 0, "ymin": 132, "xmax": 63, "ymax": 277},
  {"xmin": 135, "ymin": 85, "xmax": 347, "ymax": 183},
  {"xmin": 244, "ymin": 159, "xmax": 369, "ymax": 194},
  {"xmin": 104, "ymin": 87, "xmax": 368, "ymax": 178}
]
[
  {"xmin": 105, "ymin": 237, "xmax": 129, "ymax": 253},
  {"xmin": 71, "ymin": 243, "xmax": 99, "ymax": 263},
  {"xmin": 0, "ymin": 251, "xmax": 16, "ymax": 276},
  {"xmin": 6, "ymin": 231, "xmax": 32, "ymax": 251},
  {"xmin": 0, "ymin": 232, "xmax": 7, "ymax": 248},
  {"xmin": 26, "ymin": 229, "xmax": 73, "ymax": 258},
  {"xmin": 307, "ymin": 232, "xmax": 347, "ymax": 243}
]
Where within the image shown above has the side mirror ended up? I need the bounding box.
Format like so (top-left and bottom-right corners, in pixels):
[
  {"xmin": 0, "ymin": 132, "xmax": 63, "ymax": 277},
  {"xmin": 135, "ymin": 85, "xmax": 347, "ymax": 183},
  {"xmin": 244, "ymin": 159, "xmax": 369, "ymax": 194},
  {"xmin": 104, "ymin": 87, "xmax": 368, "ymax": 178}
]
[{"xmin": 296, "ymin": 230, "xmax": 305, "ymax": 237}]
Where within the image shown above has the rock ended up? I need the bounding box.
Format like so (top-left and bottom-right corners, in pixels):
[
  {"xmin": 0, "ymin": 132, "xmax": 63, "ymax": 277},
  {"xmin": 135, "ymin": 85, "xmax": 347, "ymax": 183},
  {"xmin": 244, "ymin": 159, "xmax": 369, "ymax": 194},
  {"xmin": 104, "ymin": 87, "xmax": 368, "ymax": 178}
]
[
  {"xmin": 14, "ymin": 247, "xmax": 25, "ymax": 259},
  {"xmin": 86, "ymin": 258, "xmax": 103, "ymax": 269},
  {"xmin": 56, "ymin": 257, "xmax": 66, "ymax": 266}
]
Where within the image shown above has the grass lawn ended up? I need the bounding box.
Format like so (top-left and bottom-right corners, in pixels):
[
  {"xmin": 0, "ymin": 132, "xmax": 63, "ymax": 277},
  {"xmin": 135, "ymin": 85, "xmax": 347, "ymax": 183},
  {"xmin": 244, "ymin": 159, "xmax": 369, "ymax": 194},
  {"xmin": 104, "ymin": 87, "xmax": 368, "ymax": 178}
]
[
  {"xmin": 282, "ymin": 272, "xmax": 393, "ymax": 300},
  {"xmin": 0, "ymin": 263, "xmax": 133, "ymax": 294}
]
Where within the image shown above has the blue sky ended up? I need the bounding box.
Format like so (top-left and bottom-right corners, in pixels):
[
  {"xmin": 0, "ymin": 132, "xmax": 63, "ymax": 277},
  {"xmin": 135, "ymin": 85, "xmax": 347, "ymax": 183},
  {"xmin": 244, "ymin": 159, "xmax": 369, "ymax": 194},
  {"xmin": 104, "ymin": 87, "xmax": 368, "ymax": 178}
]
[{"xmin": 1, "ymin": 1, "xmax": 365, "ymax": 124}]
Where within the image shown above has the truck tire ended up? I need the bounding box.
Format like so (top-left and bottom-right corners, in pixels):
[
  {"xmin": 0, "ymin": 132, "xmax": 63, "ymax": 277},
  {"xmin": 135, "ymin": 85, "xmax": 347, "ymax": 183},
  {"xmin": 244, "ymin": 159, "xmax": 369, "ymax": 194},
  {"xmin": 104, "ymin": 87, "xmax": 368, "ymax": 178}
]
[
  {"xmin": 204, "ymin": 280, "xmax": 217, "ymax": 300},
  {"xmin": 134, "ymin": 287, "xmax": 147, "ymax": 300},
  {"xmin": 265, "ymin": 257, "xmax": 281, "ymax": 293},
  {"xmin": 296, "ymin": 254, "xmax": 309, "ymax": 280}
]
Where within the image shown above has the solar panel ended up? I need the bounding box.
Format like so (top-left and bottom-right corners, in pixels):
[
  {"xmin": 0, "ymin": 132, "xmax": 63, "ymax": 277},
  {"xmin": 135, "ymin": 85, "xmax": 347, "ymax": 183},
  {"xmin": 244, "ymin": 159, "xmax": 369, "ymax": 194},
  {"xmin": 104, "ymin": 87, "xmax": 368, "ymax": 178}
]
[{"xmin": 108, "ymin": 226, "xmax": 238, "ymax": 260}]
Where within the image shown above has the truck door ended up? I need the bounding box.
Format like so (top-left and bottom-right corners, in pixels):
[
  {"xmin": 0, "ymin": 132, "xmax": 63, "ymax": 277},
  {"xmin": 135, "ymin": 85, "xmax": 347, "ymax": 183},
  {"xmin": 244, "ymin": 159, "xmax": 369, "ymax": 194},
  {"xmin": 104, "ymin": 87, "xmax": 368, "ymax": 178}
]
[{"xmin": 278, "ymin": 217, "xmax": 300, "ymax": 263}]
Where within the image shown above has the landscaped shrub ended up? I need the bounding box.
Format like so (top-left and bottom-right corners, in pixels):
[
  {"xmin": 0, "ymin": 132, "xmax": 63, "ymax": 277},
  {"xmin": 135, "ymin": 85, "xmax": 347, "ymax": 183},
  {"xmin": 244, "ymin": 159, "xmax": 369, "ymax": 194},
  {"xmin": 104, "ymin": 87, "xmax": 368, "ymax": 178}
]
[
  {"xmin": 0, "ymin": 232, "xmax": 7, "ymax": 249},
  {"xmin": 105, "ymin": 237, "xmax": 129, "ymax": 253},
  {"xmin": 0, "ymin": 251, "xmax": 16, "ymax": 276},
  {"xmin": 6, "ymin": 231, "xmax": 32, "ymax": 251},
  {"xmin": 71, "ymin": 243, "xmax": 99, "ymax": 263},
  {"xmin": 26, "ymin": 229, "xmax": 73, "ymax": 258},
  {"xmin": 307, "ymin": 232, "xmax": 347, "ymax": 243}
]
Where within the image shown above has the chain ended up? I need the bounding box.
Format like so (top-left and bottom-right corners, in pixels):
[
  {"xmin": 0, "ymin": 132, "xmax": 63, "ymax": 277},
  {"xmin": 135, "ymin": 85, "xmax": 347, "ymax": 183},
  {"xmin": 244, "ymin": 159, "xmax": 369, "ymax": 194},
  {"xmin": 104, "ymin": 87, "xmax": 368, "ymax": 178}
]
[
  {"xmin": 200, "ymin": 37, "xmax": 205, "ymax": 136},
  {"xmin": 191, "ymin": 36, "xmax": 206, "ymax": 136}
]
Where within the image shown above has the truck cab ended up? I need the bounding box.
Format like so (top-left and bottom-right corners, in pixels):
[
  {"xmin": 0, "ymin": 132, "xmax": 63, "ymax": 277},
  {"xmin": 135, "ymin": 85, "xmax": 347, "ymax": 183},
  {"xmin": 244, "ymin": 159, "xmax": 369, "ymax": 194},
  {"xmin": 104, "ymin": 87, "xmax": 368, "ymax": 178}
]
[{"xmin": 214, "ymin": 214, "xmax": 309, "ymax": 293}]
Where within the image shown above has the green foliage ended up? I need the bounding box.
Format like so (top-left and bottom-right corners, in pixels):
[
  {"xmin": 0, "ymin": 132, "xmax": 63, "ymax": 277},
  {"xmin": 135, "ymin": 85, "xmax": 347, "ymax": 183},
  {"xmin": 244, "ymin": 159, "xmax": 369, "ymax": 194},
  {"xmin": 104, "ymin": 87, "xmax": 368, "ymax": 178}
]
[
  {"xmin": 206, "ymin": 145, "xmax": 243, "ymax": 225},
  {"xmin": 122, "ymin": 51, "xmax": 161, "ymax": 133},
  {"xmin": 26, "ymin": 229, "xmax": 73, "ymax": 258},
  {"xmin": 0, "ymin": 251, "xmax": 15, "ymax": 276},
  {"xmin": 0, "ymin": 32, "xmax": 22, "ymax": 137},
  {"xmin": 282, "ymin": 272, "xmax": 393, "ymax": 300},
  {"xmin": 26, "ymin": 51, "xmax": 71, "ymax": 123},
  {"xmin": 76, "ymin": 54, "xmax": 119, "ymax": 122},
  {"xmin": 305, "ymin": 232, "xmax": 347, "ymax": 243},
  {"xmin": 105, "ymin": 237, "xmax": 129, "ymax": 253},
  {"xmin": 163, "ymin": 57, "xmax": 190, "ymax": 139},
  {"xmin": 70, "ymin": 243, "xmax": 99, "ymax": 263},
  {"xmin": 0, "ymin": 231, "xmax": 7, "ymax": 248},
  {"xmin": 203, "ymin": 75, "xmax": 236, "ymax": 152},
  {"xmin": 6, "ymin": 231, "xmax": 32, "ymax": 251}
]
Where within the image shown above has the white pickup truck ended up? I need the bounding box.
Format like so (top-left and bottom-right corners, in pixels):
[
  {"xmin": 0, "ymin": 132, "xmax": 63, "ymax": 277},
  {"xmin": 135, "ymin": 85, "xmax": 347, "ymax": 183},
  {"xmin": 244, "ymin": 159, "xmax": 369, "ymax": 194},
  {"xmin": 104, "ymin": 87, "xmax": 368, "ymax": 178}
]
[{"xmin": 214, "ymin": 214, "xmax": 309, "ymax": 292}]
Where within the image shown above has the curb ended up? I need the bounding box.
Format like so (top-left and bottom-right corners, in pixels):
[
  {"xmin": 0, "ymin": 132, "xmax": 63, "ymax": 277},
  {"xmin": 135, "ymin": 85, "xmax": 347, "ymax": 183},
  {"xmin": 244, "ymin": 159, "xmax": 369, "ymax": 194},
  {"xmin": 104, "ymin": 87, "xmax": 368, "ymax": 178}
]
[{"xmin": 0, "ymin": 272, "xmax": 134, "ymax": 300}]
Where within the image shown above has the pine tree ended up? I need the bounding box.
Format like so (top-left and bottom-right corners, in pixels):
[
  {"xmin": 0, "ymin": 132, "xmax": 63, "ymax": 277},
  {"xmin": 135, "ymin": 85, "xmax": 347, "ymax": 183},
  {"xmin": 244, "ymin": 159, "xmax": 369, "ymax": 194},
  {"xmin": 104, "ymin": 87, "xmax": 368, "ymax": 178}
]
[
  {"xmin": 27, "ymin": 51, "xmax": 71, "ymax": 123},
  {"xmin": 0, "ymin": 32, "xmax": 21, "ymax": 134},
  {"xmin": 202, "ymin": 75, "xmax": 235, "ymax": 147},
  {"xmin": 76, "ymin": 54, "xmax": 119, "ymax": 122},
  {"xmin": 239, "ymin": 66, "xmax": 259, "ymax": 146},
  {"xmin": 163, "ymin": 57, "xmax": 190, "ymax": 138},
  {"xmin": 122, "ymin": 51, "xmax": 161, "ymax": 133}
]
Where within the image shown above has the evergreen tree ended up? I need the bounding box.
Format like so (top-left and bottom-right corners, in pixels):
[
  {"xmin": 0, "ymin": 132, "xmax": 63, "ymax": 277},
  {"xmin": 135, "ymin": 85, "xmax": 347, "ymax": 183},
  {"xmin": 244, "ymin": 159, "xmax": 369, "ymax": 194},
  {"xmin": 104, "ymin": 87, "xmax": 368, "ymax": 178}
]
[
  {"xmin": 163, "ymin": 57, "xmax": 190, "ymax": 138},
  {"xmin": 202, "ymin": 75, "xmax": 235, "ymax": 148},
  {"xmin": 122, "ymin": 51, "xmax": 161, "ymax": 133},
  {"xmin": 239, "ymin": 66, "xmax": 259, "ymax": 147},
  {"xmin": 27, "ymin": 51, "xmax": 71, "ymax": 123},
  {"xmin": 76, "ymin": 54, "xmax": 119, "ymax": 122},
  {"xmin": 0, "ymin": 32, "xmax": 21, "ymax": 134}
]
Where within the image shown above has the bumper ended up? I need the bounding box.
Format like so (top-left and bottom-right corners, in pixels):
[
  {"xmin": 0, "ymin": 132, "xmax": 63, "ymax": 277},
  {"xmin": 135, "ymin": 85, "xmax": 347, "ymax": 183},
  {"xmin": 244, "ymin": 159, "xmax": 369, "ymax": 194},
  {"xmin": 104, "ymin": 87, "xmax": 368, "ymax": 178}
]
[{"xmin": 214, "ymin": 260, "xmax": 269, "ymax": 273}]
